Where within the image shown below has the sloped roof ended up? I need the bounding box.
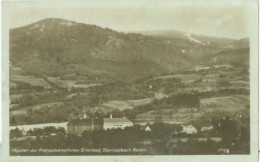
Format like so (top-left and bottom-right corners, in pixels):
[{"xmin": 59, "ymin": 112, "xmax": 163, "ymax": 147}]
[
  {"xmin": 67, "ymin": 118, "xmax": 103, "ymax": 126},
  {"xmin": 103, "ymin": 118, "xmax": 132, "ymax": 123},
  {"xmin": 182, "ymin": 125, "xmax": 196, "ymax": 129},
  {"xmin": 145, "ymin": 126, "xmax": 151, "ymax": 131}
]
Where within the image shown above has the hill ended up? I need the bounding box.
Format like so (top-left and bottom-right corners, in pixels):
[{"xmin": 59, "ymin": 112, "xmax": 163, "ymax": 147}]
[
  {"xmin": 210, "ymin": 48, "xmax": 249, "ymax": 67},
  {"xmin": 140, "ymin": 30, "xmax": 249, "ymax": 63},
  {"xmin": 10, "ymin": 18, "xmax": 191, "ymax": 81},
  {"xmin": 10, "ymin": 19, "xmax": 250, "ymax": 81}
]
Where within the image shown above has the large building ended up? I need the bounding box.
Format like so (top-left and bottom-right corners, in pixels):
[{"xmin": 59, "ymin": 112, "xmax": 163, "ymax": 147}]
[
  {"xmin": 67, "ymin": 118, "xmax": 103, "ymax": 135},
  {"xmin": 103, "ymin": 115, "xmax": 133, "ymax": 130}
]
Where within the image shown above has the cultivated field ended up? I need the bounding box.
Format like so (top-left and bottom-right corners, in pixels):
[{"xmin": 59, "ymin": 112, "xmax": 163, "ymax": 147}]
[
  {"xmin": 47, "ymin": 76, "xmax": 102, "ymax": 88},
  {"xmin": 11, "ymin": 75, "xmax": 50, "ymax": 87},
  {"xmin": 100, "ymin": 98, "xmax": 154, "ymax": 110},
  {"xmin": 135, "ymin": 109, "xmax": 202, "ymax": 124},
  {"xmin": 155, "ymin": 74, "xmax": 201, "ymax": 83},
  {"xmin": 201, "ymin": 95, "xmax": 249, "ymax": 112},
  {"xmin": 10, "ymin": 102, "xmax": 64, "ymax": 115}
]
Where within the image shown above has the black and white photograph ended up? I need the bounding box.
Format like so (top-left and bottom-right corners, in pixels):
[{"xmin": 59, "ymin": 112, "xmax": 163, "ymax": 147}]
[{"xmin": 1, "ymin": 0, "xmax": 259, "ymax": 161}]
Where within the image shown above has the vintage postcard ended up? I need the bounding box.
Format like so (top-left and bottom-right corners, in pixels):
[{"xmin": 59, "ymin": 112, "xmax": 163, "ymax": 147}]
[{"xmin": 1, "ymin": 0, "xmax": 259, "ymax": 161}]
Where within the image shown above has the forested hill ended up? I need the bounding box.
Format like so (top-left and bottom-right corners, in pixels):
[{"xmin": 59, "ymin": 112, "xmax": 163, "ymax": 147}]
[
  {"xmin": 10, "ymin": 18, "xmax": 249, "ymax": 80},
  {"xmin": 10, "ymin": 18, "xmax": 189, "ymax": 80}
]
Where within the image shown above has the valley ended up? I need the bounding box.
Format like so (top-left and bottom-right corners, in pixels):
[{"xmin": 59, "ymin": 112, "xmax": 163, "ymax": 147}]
[{"xmin": 9, "ymin": 18, "xmax": 250, "ymax": 155}]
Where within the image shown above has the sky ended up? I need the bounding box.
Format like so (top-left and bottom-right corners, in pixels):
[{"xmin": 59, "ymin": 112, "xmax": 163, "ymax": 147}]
[{"xmin": 7, "ymin": 5, "xmax": 249, "ymax": 39}]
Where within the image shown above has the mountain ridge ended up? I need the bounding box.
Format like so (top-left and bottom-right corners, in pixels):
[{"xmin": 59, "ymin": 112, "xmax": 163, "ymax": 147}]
[{"xmin": 10, "ymin": 18, "xmax": 249, "ymax": 80}]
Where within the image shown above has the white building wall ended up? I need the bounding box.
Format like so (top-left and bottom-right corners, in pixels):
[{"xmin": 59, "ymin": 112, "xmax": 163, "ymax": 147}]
[{"xmin": 103, "ymin": 122, "xmax": 133, "ymax": 130}]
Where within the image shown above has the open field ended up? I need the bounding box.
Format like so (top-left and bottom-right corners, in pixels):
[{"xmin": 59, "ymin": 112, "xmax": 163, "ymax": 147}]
[
  {"xmin": 65, "ymin": 92, "xmax": 89, "ymax": 100},
  {"xmin": 10, "ymin": 94, "xmax": 26, "ymax": 101},
  {"xmin": 10, "ymin": 92, "xmax": 53, "ymax": 101},
  {"xmin": 11, "ymin": 75, "xmax": 50, "ymax": 87},
  {"xmin": 100, "ymin": 98, "xmax": 154, "ymax": 110},
  {"xmin": 135, "ymin": 95, "xmax": 249, "ymax": 125},
  {"xmin": 155, "ymin": 73, "xmax": 249, "ymax": 87},
  {"xmin": 155, "ymin": 74, "xmax": 201, "ymax": 83},
  {"xmin": 201, "ymin": 95, "xmax": 249, "ymax": 112},
  {"xmin": 181, "ymin": 86, "xmax": 216, "ymax": 92},
  {"xmin": 10, "ymin": 102, "xmax": 64, "ymax": 115},
  {"xmin": 229, "ymin": 80, "xmax": 249, "ymax": 88},
  {"xmin": 135, "ymin": 109, "xmax": 202, "ymax": 124},
  {"xmin": 47, "ymin": 76, "xmax": 102, "ymax": 88}
]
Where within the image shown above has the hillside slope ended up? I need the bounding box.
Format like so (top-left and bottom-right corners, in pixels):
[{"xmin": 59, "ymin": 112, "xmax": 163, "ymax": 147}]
[
  {"xmin": 140, "ymin": 30, "xmax": 249, "ymax": 63},
  {"xmin": 10, "ymin": 18, "xmax": 250, "ymax": 80},
  {"xmin": 210, "ymin": 48, "xmax": 249, "ymax": 67},
  {"xmin": 10, "ymin": 18, "xmax": 191, "ymax": 80}
]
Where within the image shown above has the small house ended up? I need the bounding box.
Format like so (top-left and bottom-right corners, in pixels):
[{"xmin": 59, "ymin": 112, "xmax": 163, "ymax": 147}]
[
  {"xmin": 145, "ymin": 125, "xmax": 151, "ymax": 132},
  {"xmin": 180, "ymin": 125, "xmax": 197, "ymax": 134},
  {"xmin": 51, "ymin": 133, "xmax": 57, "ymax": 136},
  {"xmin": 217, "ymin": 148, "xmax": 230, "ymax": 154}
]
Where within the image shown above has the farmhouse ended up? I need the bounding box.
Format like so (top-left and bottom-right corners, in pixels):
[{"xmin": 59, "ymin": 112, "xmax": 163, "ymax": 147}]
[
  {"xmin": 180, "ymin": 125, "xmax": 198, "ymax": 134},
  {"xmin": 217, "ymin": 148, "xmax": 230, "ymax": 154},
  {"xmin": 145, "ymin": 126, "xmax": 151, "ymax": 132},
  {"xmin": 67, "ymin": 118, "xmax": 103, "ymax": 135},
  {"xmin": 103, "ymin": 115, "xmax": 133, "ymax": 130}
]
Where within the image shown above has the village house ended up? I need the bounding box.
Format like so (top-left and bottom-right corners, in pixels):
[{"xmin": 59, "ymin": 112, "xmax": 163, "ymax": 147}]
[
  {"xmin": 180, "ymin": 125, "xmax": 198, "ymax": 134},
  {"xmin": 217, "ymin": 148, "xmax": 230, "ymax": 154},
  {"xmin": 145, "ymin": 125, "xmax": 151, "ymax": 132},
  {"xmin": 103, "ymin": 115, "xmax": 133, "ymax": 130},
  {"xmin": 143, "ymin": 79, "xmax": 157, "ymax": 90},
  {"xmin": 154, "ymin": 92, "xmax": 168, "ymax": 99},
  {"xmin": 67, "ymin": 118, "xmax": 103, "ymax": 135},
  {"xmin": 142, "ymin": 123, "xmax": 152, "ymax": 132},
  {"xmin": 21, "ymin": 128, "xmax": 27, "ymax": 136}
]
